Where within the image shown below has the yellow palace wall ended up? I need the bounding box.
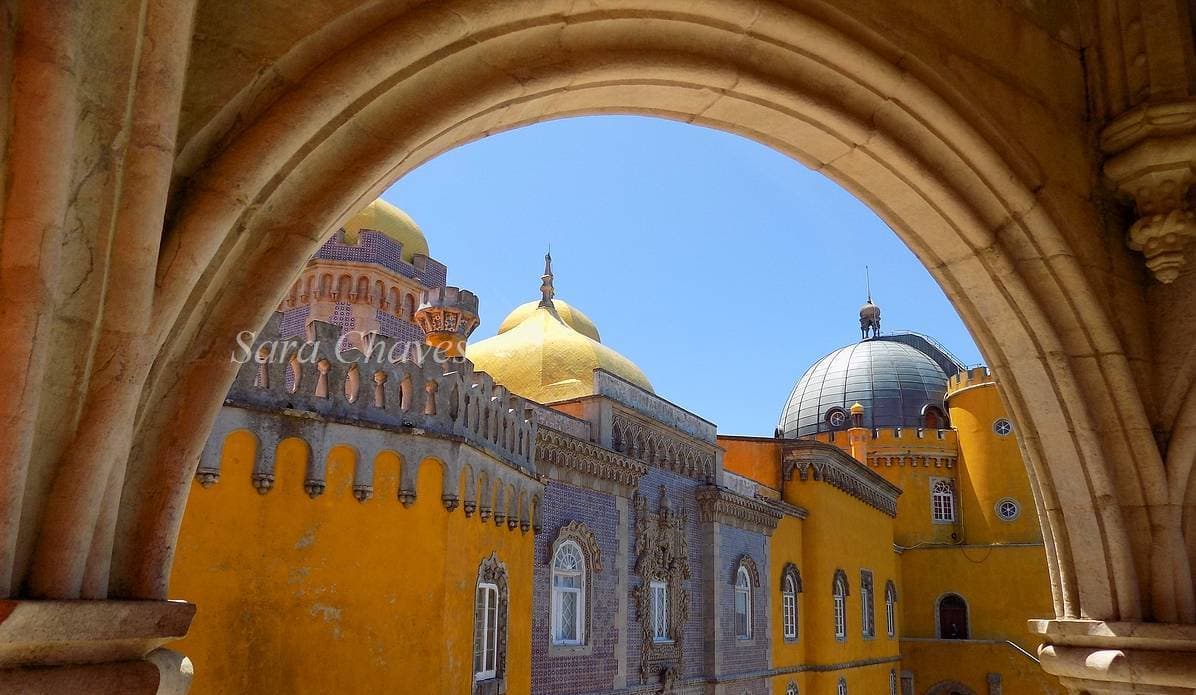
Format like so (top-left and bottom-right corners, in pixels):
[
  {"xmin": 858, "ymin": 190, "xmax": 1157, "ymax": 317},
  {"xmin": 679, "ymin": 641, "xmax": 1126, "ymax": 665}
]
[{"xmin": 169, "ymin": 431, "xmax": 534, "ymax": 695}]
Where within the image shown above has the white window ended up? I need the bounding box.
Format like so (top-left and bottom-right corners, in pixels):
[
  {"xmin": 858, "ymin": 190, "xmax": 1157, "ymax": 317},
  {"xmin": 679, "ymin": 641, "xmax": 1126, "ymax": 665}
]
[
  {"xmin": 889, "ymin": 670, "xmax": 898, "ymax": 695},
  {"xmin": 473, "ymin": 582, "xmax": 499, "ymax": 681},
  {"xmin": 650, "ymin": 580, "xmax": 670, "ymax": 642},
  {"xmin": 931, "ymin": 478, "xmax": 956, "ymax": 522},
  {"xmin": 995, "ymin": 497, "xmax": 1020, "ymax": 522},
  {"xmin": 860, "ymin": 571, "xmax": 875, "ymax": 638},
  {"xmin": 786, "ymin": 682, "xmax": 798, "ymax": 695},
  {"xmin": 993, "ymin": 418, "xmax": 1013, "ymax": 436},
  {"xmin": 551, "ymin": 541, "xmax": 585, "ymax": 645},
  {"xmin": 734, "ymin": 566, "xmax": 752, "ymax": 639},
  {"xmin": 837, "ymin": 677, "xmax": 848, "ymax": 695},
  {"xmin": 885, "ymin": 582, "xmax": 897, "ymax": 638},
  {"xmin": 782, "ymin": 574, "xmax": 798, "ymax": 640},
  {"xmin": 833, "ymin": 573, "xmax": 848, "ymax": 640}
]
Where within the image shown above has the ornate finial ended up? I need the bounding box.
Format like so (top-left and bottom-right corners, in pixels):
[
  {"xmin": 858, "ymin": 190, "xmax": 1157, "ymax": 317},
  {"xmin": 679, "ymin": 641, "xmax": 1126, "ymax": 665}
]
[
  {"xmin": 539, "ymin": 251, "xmax": 555, "ymax": 307},
  {"xmin": 859, "ymin": 268, "xmax": 881, "ymax": 340}
]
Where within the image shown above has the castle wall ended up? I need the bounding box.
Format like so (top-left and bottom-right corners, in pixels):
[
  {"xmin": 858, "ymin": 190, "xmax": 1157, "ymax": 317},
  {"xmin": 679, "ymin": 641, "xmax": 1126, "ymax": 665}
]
[
  {"xmin": 715, "ymin": 524, "xmax": 770, "ymax": 684},
  {"xmin": 170, "ymin": 427, "xmax": 535, "ymax": 695}
]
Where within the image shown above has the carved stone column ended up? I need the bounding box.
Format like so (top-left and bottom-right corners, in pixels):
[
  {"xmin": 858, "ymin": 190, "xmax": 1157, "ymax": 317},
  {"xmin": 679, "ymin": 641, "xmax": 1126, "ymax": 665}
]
[
  {"xmin": 0, "ymin": 600, "xmax": 195, "ymax": 693},
  {"xmin": 1102, "ymin": 101, "xmax": 1196, "ymax": 283},
  {"xmin": 1031, "ymin": 619, "xmax": 1196, "ymax": 694}
]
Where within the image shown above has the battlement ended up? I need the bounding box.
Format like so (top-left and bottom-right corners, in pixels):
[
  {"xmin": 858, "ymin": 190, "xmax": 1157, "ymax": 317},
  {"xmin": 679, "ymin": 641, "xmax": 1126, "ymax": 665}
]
[
  {"xmin": 222, "ymin": 313, "xmax": 536, "ymax": 474},
  {"xmin": 946, "ymin": 365, "xmax": 994, "ymax": 397},
  {"xmin": 809, "ymin": 427, "xmax": 958, "ymax": 447},
  {"xmin": 313, "ymin": 229, "xmax": 447, "ymax": 288},
  {"xmin": 419, "ymin": 286, "xmax": 479, "ymax": 313}
]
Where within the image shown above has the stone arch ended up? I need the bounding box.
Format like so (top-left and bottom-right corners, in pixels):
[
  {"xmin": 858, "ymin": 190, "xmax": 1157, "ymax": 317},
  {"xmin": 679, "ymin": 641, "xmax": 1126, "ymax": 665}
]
[
  {"xmin": 780, "ymin": 562, "xmax": 802, "ymax": 594},
  {"xmin": 97, "ymin": 3, "xmax": 1172, "ymax": 634},
  {"xmin": 732, "ymin": 554, "xmax": 761, "ymax": 587}
]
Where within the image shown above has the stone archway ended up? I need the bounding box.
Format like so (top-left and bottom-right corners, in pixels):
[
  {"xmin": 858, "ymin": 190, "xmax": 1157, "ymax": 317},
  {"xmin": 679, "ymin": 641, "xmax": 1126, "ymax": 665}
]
[{"xmin": 2, "ymin": 1, "xmax": 1195, "ymax": 693}]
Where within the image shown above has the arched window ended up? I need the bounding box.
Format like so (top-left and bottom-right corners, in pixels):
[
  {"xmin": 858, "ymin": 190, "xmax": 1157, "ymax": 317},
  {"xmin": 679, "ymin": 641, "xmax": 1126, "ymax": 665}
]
[
  {"xmin": 474, "ymin": 582, "xmax": 499, "ymax": 680},
  {"xmin": 937, "ymin": 593, "xmax": 969, "ymax": 639},
  {"xmin": 734, "ymin": 566, "xmax": 752, "ymax": 639},
  {"xmin": 889, "ymin": 669, "xmax": 898, "ymax": 695},
  {"xmin": 404, "ymin": 293, "xmax": 416, "ymax": 319},
  {"xmin": 473, "ymin": 554, "xmax": 508, "ymax": 689},
  {"xmin": 885, "ymin": 580, "xmax": 898, "ymax": 638},
  {"xmin": 837, "ymin": 677, "xmax": 848, "ymax": 695},
  {"xmin": 782, "ymin": 574, "xmax": 798, "ymax": 640},
  {"xmin": 786, "ymin": 682, "xmax": 798, "ymax": 695},
  {"xmin": 931, "ymin": 478, "xmax": 956, "ymax": 522},
  {"xmin": 922, "ymin": 405, "xmax": 945, "ymax": 429},
  {"xmin": 551, "ymin": 541, "xmax": 585, "ymax": 645},
  {"xmin": 860, "ymin": 570, "xmax": 875, "ymax": 638},
  {"xmin": 832, "ymin": 570, "xmax": 849, "ymax": 641}
]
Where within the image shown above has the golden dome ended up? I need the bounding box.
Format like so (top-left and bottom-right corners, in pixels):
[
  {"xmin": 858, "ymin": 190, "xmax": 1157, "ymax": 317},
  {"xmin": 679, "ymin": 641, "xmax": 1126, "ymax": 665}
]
[
  {"xmin": 497, "ymin": 298, "xmax": 601, "ymax": 342},
  {"xmin": 467, "ymin": 303, "xmax": 652, "ymax": 404},
  {"xmin": 341, "ymin": 198, "xmax": 429, "ymax": 262}
]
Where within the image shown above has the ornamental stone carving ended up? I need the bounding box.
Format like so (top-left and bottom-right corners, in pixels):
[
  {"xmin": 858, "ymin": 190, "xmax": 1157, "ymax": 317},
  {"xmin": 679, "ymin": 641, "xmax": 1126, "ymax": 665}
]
[
  {"xmin": 1102, "ymin": 101, "xmax": 1196, "ymax": 283},
  {"xmin": 781, "ymin": 563, "xmax": 803, "ymax": 593},
  {"xmin": 550, "ymin": 521, "xmax": 603, "ymax": 574},
  {"xmin": 732, "ymin": 555, "xmax": 760, "ymax": 587},
  {"xmin": 612, "ymin": 414, "xmax": 716, "ymax": 481},
  {"xmin": 632, "ymin": 486, "xmax": 691, "ymax": 688},
  {"xmin": 695, "ymin": 485, "xmax": 782, "ymax": 535}
]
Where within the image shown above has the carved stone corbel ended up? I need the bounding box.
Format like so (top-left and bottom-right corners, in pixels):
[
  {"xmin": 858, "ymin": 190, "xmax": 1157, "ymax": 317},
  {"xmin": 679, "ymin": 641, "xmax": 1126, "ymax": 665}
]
[{"xmin": 1102, "ymin": 100, "xmax": 1196, "ymax": 283}]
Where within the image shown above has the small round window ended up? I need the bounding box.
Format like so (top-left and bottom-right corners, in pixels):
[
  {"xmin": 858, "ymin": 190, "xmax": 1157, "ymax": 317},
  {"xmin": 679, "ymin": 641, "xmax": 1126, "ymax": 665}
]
[
  {"xmin": 826, "ymin": 407, "xmax": 848, "ymax": 429},
  {"xmin": 993, "ymin": 418, "xmax": 1013, "ymax": 436},
  {"xmin": 995, "ymin": 497, "xmax": 1020, "ymax": 521}
]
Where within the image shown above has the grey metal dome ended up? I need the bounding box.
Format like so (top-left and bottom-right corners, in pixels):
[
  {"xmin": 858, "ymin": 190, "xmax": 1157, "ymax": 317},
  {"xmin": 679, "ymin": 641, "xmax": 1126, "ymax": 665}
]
[{"xmin": 777, "ymin": 337, "xmax": 950, "ymax": 438}]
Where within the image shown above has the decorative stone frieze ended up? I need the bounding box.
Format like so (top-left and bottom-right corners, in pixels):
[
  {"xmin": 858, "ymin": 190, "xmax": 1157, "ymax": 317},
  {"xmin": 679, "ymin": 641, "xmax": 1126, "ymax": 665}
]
[
  {"xmin": 612, "ymin": 412, "xmax": 716, "ymax": 481},
  {"xmin": 536, "ymin": 428, "xmax": 646, "ymax": 492},
  {"xmin": 782, "ymin": 441, "xmax": 901, "ymax": 517},
  {"xmin": 695, "ymin": 485, "xmax": 782, "ymax": 535},
  {"xmin": 1102, "ymin": 100, "xmax": 1196, "ymax": 283},
  {"xmin": 632, "ymin": 486, "xmax": 691, "ymax": 688}
]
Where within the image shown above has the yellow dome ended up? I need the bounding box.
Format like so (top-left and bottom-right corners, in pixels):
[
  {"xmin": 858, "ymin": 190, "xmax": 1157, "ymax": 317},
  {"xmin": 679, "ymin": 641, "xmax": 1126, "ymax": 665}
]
[
  {"xmin": 497, "ymin": 298, "xmax": 601, "ymax": 342},
  {"xmin": 342, "ymin": 199, "xmax": 429, "ymax": 262},
  {"xmin": 467, "ymin": 303, "xmax": 652, "ymax": 404}
]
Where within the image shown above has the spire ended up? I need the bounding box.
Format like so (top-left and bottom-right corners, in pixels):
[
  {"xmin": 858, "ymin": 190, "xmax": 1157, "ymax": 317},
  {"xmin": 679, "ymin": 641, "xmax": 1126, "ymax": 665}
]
[
  {"xmin": 859, "ymin": 266, "xmax": 881, "ymax": 339},
  {"xmin": 539, "ymin": 251, "xmax": 555, "ymax": 307}
]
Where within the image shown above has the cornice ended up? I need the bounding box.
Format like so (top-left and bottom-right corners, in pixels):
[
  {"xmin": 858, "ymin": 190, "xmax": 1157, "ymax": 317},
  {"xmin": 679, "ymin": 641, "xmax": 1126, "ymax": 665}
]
[
  {"xmin": 536, "ymin": 427, "xmax": 646, "ymax": 490},
  {"xmin": 695, "ymin": 485, "xmax": 782, "ymax": 535},
  {"xmin": 782, "ymin": 440, "xmax": 901, "ymax": 517}
]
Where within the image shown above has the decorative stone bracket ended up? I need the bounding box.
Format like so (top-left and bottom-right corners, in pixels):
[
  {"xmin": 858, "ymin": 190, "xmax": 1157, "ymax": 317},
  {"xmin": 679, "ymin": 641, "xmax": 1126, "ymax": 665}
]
[{"xmin": 1102, "ymin": 100, "xmax": 1196, "ymax": 283}]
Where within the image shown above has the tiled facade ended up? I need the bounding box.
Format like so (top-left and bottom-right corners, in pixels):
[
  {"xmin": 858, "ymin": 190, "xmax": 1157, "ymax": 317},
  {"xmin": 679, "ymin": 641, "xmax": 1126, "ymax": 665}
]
[{"xmin": 716, "ymin": 524, "xmax": 770, "ymax": 681}]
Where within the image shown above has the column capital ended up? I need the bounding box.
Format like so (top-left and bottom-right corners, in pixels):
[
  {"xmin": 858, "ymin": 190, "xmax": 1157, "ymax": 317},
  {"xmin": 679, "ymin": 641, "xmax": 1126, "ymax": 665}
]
[{"xmin": 1030, "ymin": 618, "xmax": 1196, "ymax": 693}]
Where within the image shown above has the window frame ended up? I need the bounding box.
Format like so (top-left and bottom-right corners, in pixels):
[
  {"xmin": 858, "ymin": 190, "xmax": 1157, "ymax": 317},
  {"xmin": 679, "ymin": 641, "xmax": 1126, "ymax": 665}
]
[
  {"xmin": 734, "ymin": 566, "xmax": 753, "ymax": 640},
  {"xmin": 650, "ymin": 580, "xmax": 671, "ymax": 643},
  {"xmin": 550, "ymin": 540, "xmax": 586, "ymax": 646},
  {"xmin": 474, "ymin": 582, "xmax": 499, "ymax": 682},
  {"xmin": 837, "ymin": 677, "xmax": 848, "ymax": 695},
  {"xmin": 832, "ymin": 571, "xmax": 849, "ymax": 641},
  {"xmin": 782, "ymin": 574, "xmax": 798, "ymax": 641},
  {"xmin": 885, "ymin": 581, "xmax": 898, "ymax": 638},
  {"xmin": 860, "ymin": 570, "xmax": 875, "ymax": 639},
  {"xmin": 930, "ymin": 477, "xmax": 956, "ymax": 523}
]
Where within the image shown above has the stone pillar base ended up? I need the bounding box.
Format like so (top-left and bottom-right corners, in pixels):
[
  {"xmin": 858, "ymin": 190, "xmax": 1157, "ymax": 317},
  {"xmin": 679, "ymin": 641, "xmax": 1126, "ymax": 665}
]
[
  {"xmin": 1031, "ymin": 619, "xmax": 1196, "ymax": 694},
  {"xmin": 0, "ymin": 600, "xmax": 195, "ymax": 694}
]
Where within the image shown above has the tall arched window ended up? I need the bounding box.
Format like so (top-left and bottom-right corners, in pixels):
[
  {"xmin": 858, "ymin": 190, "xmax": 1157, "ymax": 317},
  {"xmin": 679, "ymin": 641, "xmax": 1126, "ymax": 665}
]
[
  {"xmin": 931, "ymin": 478, "xmax": 956, "ymax": 522},
  {"xmin": 889, "ymin": 669, "xmax": 898, "ymax": 695},
  {"xmin": 786, "ymin": 683, "xmax": 798, "ymax": 695},
  {"xmin": 735, "ymin": 566, "xmax": 752, "ymax": 639},
  {"xmin": 837, "ymin": 677, "xmax": 848, "ymax": 695},
  {"xmin": 782, "ymin": 574, "xmax": 798, "ymax": 640},
  {"xmin": 832, "ymin": 569, "xmax": 849, "ymax": 641},
  {"xmin": 937, "ymin": 593, "xmax": 969, "ymax": 639},
  {"xmin": 860, "ymin": 570, "xmax": 875, "ymax": 638},
  {"xmin": 473, "ymin": 553, "xmax": 508, "ymax": 692},
  {"xmin": 885, "ymin": 580, "xmax": 898, "ymax": 638},
  {"xmin": 551, "ymin": 541, "xmax": 585, "ymax": 645}
]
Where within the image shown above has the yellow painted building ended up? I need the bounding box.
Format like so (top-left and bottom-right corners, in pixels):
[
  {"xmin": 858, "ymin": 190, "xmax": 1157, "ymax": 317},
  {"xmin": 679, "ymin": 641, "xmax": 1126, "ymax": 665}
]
[{"xmin": 170, "ymin": 202, "xmax": 1064, "ymax": 695}]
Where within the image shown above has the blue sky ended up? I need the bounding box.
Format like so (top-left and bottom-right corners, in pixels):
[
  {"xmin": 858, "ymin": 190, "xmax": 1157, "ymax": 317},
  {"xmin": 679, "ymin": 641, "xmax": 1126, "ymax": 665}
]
[{"xmin": 386, "ymin": 116, "xmax": 982, "ymax": 436}]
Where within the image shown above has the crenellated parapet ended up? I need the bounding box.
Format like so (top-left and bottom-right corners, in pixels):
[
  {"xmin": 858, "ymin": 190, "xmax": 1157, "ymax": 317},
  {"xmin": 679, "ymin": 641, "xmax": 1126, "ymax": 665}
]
[
  {"xmin": 221, "ymin": 312, "xmax": 537, "ymax": 475},
  {"xmin": 782, "ymin": 440, "xmax": 902, "ymax": 517},
  {"xmin": 946, "ymin": 366, "xmax": 994, "ymax": 397}
]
